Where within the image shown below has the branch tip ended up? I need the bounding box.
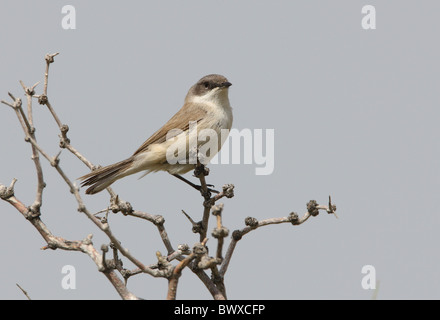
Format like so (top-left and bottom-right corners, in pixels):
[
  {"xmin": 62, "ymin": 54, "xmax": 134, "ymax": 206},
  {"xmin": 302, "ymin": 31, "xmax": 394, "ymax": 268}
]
[
  {"xmin": 244, "ymin": 216, "xmax": 259, "ymax": 228},
  {"xmin": 45, "ymin": 52, "xmax": 60, "ymax": 63},
  {"xmin": 0, "ymin": 178, "xmax": 17, "ymax": 200},
  {"xmin": 16, "ymin": 283, "xmax": 31, "ymax": 300}
]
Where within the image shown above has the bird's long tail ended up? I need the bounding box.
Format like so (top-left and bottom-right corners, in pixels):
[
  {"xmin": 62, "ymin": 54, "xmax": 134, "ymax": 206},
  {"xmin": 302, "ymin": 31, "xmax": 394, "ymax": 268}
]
[{"xmin": 79, "ymin": 158, "xmax": 134, "ymax": 194}]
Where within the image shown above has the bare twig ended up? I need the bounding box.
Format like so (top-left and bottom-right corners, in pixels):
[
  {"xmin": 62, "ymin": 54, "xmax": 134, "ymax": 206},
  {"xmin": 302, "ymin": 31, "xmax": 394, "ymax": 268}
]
[
  {"xmin": 19, "ymin": 80, "xmax": 39, "ymax": 127},
  {"xmin": 189, "ymin": 266, "xmax": 226, "ymax": 300},
  {"xmin": 167, "ymin": 244, "xmax": 191, "ymax": 261},
  {"xmin": 194, "ymin": 163, "xmax": 212, "ymax": 242},
  {"xmin": 167, "ymin": 252, "xmax": 197, "ymax": 300},
  {"xmin": 211, "ymin": 204, "xmax": 228, "ymax": 262},
  {"xmin": 16, "ymin": 283, "xmax": 31, "ymax": 300},
  {"xmin": 181, "ymin": 209, "xmax": 202, "ymax": 234},
  {"xmin": 2, "ymin": 90, "xmax": 45, "ymax": 215},
  {"xmin": 219, "ymin": 199, "xmax": 337, "ymax": 277},
  {"xmin": 123, "ymin": 209, "xmax": 173, "ymax": 254},
  {"xmin": 43, "ymin": 52, "xmax": 60, "ymax": 104},
  {"xmin": 193, "ymin": 163, "xmax": 235, "ymax": 243},
  {"xmin": 1, "ymin": 54, "xmax": 167, "ymax": 290},
  {"xmin": 0, "ymin": 180, "xmax": 138, "ymax": 300}
]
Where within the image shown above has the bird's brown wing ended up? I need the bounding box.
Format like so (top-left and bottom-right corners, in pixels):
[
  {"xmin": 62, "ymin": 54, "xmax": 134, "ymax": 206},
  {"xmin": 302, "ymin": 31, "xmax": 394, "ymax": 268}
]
[{"xmin": 132, "ymin": 103, "xmax": 207, "ymax": 156}]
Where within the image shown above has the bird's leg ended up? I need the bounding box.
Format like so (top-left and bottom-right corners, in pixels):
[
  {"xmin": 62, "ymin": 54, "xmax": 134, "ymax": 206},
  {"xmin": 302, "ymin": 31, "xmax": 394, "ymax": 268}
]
[
  {"xmin": 193, "ymin": 163, "xmax": 216, "ymax": 189},
  {"xmin": 171, "ymin": 174, "xmax": 219, "ymax": 194},
  {"xmin": 172, "ymin": 174, "xmax": 201, "ymax": 190}
]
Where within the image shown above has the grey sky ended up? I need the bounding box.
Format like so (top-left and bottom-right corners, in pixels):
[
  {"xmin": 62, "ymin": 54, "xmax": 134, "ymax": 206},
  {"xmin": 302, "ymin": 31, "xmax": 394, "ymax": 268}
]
[{"xmin": 1, "ymin": 1, "xmax": 439, "ymax": 299}]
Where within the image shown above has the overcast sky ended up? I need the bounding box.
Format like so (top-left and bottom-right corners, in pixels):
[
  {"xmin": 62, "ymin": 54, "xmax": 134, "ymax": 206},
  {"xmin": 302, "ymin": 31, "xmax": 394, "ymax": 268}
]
[{"xmin": 1, "ymin": 1, "xmax": 439, "ymax": 299}]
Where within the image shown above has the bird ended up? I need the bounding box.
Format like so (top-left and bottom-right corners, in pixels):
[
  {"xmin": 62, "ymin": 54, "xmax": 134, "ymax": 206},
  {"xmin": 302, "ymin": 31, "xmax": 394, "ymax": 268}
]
[{"xmin": 79, "ymin": 74, "xmax": 233, "ymax": 194}]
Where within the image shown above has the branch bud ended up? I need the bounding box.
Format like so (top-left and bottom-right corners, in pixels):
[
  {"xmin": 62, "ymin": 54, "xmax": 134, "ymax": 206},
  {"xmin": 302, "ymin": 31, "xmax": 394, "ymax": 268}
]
[
  {"xmin": 244, "ymin": 216, "xmax": 259, "ymax": 229},
  {"xmin": 289, "ymin": 212, "xmax": 300, "ymax": 225},
  {"xmin": 307, "ymin": 200, "xmax": 320, "ymax": 217}
]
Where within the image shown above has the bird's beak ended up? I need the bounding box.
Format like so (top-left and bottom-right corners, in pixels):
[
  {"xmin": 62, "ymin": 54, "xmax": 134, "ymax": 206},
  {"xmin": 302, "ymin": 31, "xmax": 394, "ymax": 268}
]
[{"xmin": 219, "ymin": 81, "xmax": 232, "ymax": 88}]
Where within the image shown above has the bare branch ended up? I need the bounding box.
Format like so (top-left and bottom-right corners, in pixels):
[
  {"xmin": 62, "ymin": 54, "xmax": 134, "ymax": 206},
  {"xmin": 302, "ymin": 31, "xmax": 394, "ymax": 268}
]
[
  {"xmin": 167, "ymin": 252, "xmax": 197, "ymax": 300},
  {"xmin": 219, "ymin": 199, "xmax": 337, "ymax": 278},
  {"xmin": 181, "ymin": 209, "xmax": 202, "ymax": 234},
  {"xmin": 211, "ymin": 203, "xmax": 229, "ymax": 262},
  {"xmin": 20, "ymin": 81, "xmax": 39, "ymax": 123},
  {"xmin": 0, "ymin": 179, "xmax": 17, "ymax": 200},
  {"xmin": 0, "ymin": 181, "xmax": 138, "ymax": 299},
  {"xmin": 43, "ymin": 52, "xmax": 60, "ymax": 98},
  {"xmin": 193, "ymin": 162, "xmax": 235, "ymax": 243},
  {"xmin": 2, "ymin": 91, "xmax": 46, "ymax": 214},
  {"xmin": 16, "ymin": 283, "xmax": 31, "ymax": 300}
]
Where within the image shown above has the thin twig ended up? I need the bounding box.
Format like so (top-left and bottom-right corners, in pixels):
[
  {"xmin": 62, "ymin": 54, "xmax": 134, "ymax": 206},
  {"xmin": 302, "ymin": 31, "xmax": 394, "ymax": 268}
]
[
  {"xmin": 211, "ymin": 204, "xmax": 228, "ymax": 262},
  {"xmin": 167, "ymin": 252, "xmax": 196, "ymax": 300},
  {"xmin": 194, "ymin": 163, "xmax": 212, "ymax": 242},
  {"xmin": 4, "ymin": 91, "xmax": 46, "ymax": 214},
  {"xmin": 16, "ymin": 283, "xmax": 31, "ymax": 300},
  {"xmin": 43, "ymin": 52, "xmax": 59, "ymax": 100},
  {"xmin": 1, "ymin": 181, "xmax": 137, "ymax": 299},
  {"xmin": 219, "ymin": 199, "xmax": 336, "ymax": 278}
]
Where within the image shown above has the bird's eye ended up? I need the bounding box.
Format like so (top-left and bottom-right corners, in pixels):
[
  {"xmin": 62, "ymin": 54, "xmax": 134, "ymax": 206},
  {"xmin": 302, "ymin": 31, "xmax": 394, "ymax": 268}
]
[{"xmin": 203, "ymin": 82, "xmax": 210, "ymax": 89}]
